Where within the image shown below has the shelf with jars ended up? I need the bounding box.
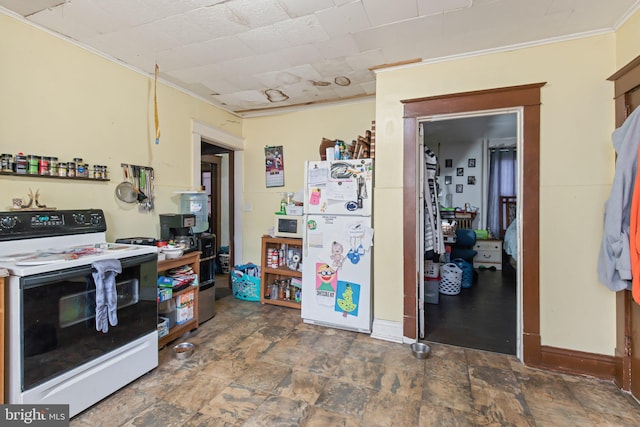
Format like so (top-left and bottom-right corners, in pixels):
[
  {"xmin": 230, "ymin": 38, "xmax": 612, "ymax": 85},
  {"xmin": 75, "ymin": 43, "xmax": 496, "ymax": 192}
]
[
  {"xmin": 260, "ymin": 236, "xmax": 302, "ymax": 309},
  {"xmin": 0, "ymin": 154, "xmax": 109, "ymax": 181}
]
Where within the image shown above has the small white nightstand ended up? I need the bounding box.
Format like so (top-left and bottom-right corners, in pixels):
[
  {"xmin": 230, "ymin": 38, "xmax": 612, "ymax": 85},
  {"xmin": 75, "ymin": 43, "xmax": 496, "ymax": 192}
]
[{"xmin": 473, "ymin": 239, "xmax": 503, "ymax": 270}]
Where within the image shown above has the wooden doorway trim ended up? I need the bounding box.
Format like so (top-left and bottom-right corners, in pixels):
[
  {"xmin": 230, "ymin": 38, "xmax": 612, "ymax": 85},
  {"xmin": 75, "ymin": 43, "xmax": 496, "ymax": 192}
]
[
  {"xmin": 608, "ymin": 54, "xmax": 640, "ymax": 395},
  {"xmin": 402, "ymin": 83, "xmax": 545, "ymax": 365}
]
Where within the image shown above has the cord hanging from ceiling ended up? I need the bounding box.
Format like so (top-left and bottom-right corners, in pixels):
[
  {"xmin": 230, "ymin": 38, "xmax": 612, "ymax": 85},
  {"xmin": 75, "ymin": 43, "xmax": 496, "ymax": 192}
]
[{"xmin": 154, "ymin": 64, "xmax": 161, "ymax": 145}]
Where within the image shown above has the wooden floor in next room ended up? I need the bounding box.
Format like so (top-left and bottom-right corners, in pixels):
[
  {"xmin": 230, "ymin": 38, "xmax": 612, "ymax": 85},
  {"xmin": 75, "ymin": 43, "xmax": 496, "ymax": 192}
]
[{"xmin": 424, "ymin": 257, "xmax": 517, "ymax": 355}]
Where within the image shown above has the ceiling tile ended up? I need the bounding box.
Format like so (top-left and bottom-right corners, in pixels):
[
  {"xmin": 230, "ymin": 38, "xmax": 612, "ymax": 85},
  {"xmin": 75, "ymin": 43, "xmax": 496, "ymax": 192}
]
[
  {"xmin": 315, "ymin": 34, "xmax": 361, "ymax": 59},
  {"xmin": 170, "ymin": 36, "xmax": 254, "ymax": 68},
  {"xmin": 277, "ymin": 0, "xmax": 334, "ymax": 17},
  {"xmin": 138, "ymin": 0, "xmax": 226, "ymax": 16},
  {"xmin": 332, "ymin": 0, "xmax": 354, "ymax": 5},
  {"xmin": 273, "ymin": 44, "xmax": 325, "ymax": 68},
  {"xmin": 361, "ymin": 0, "xmax": 418, "ymax": 27},
  {"xmin": 361, "ymin": 80, "xmax": 376, "ymax": 94},
  {"xmin": 312, "ymin": 57, "xmax": 354, "ymax": 76},
  {"xmin": 197, "ymin": 78, "xmax": 242, "ymax": 96},
  {"xmin": 0, "ymin": 0, "xmax": 63, "ymax": 16},
  {"xmin": 238, "ymin": 25, "xmax": 294, "ymax": 52},
  {"xmin": 143, "ymin": 15, "xmax": 211, "ymax": 46},
  {"xmin": 92, "ymin": 0, "xmax": 167, "ymax": 27},
  {"xmin": 353, "ymin": 14, "xmax": 442, "ymax": 52},
  {"xmin": 274, "ymin": 15, "xmax": 331, "ymax": 46},
  {"xmin": 216, "ymin": 53, "xmax": 286, "ymax": 78},
  {"xmin": 333, "ymin": 83, "xmax": 366, "ymax": 97},
  {"xmin": 345, "ymin": 49, "xmax": 386, "ymax": 70},
  {"xmin": 254, "ymin": 64, "xmax": 323, "ymax": 88},
  {"xmin": 225, "ymin": 0, "xmax": 289, "ymax": 28},
  {"xmin": 164, "ymin": 63, "xmax": 223, "ymax": 85},
  {"xmin": 28, "ymin": 1, "xmax": 118, "ymax": 40},
  {"xmin": 416, "ymin": 0, "xmax": 471, "ymax": 16},
  {"xmin": 185, "ymin": 4, "xmax": 249, "ymax": 38},
  {"xmin": 315, "ymin": 1, "xmax": 370, "ymax": 37}
]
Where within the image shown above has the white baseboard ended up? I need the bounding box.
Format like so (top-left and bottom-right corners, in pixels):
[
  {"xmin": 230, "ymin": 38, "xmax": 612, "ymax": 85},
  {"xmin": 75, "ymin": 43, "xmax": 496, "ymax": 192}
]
[{"xmin": 370, "ymin": 318, "xmax": 403, "ymax": 343}]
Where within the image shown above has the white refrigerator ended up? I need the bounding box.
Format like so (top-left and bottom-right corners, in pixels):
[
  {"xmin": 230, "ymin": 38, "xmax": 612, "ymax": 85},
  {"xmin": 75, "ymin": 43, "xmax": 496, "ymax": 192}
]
[{"xmin": 301, "ymin": 159, "xmax": 374, "ymax": 333}]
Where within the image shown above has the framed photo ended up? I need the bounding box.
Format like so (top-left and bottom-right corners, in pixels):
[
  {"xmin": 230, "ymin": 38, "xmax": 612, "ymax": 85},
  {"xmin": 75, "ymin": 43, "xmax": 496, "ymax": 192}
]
[
  {"xmin": 445, "ymin": 159, "xmax": 452, "ymax": 168},
  {"xmin": 456, "ymin": 167, "xmax": 464, "ymax": 176},
  {"xmin": 468, "ymin": 158, "xmax": 476, "ymax": 168},
  {"xmin": 467, "ymin": 176, "xmax": 476, "ymax": 185},
  {"xmin": 444, "ymin": 175, "xmax": 452, "ymax": 185},
  {"xmin": 456, "ymin": 184, "xmax": 463, "ymax": 193}
]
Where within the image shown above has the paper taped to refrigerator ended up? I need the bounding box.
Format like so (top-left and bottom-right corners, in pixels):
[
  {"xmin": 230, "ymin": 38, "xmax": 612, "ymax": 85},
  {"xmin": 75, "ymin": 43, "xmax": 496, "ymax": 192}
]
[{"xmin": 326, "ymin": 179, "xmax": 357, "ymax": 201}]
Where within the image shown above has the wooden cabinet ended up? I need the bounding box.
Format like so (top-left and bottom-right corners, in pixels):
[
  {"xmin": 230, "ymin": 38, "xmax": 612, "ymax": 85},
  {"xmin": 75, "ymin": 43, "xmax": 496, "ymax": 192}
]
[
  {"xmin": 473, "ymin": 239, "xmax": 503, "ymax": 270},
  {"xmin": 157, "ymin": 251, "xmax": 200, "ymax": 348},
  {"xmin": 260, "ymin": 236, "xmax": 302, "ymax": 309}
]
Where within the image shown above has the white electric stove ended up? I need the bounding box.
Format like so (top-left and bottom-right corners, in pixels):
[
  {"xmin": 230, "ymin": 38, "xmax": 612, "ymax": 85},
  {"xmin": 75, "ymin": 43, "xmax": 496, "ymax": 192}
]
[{"xmin": 0, "ymin": 209, "xmax": 158, "ymax": 417}]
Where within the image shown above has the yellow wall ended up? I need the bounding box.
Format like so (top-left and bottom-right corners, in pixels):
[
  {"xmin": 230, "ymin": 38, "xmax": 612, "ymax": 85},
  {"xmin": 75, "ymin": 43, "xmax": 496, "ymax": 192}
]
[
  {"xmin": 0, "ymin": 14, "xmax": 241, "ymax": 241},
  {"xmin": 242, "ymin": 102, "xmax": 376, "ymax": 263},
  {"xmin": 375, "ymin": 34, "xmax": 618, "ymax": 354},
  {"xmin": 616, "ymin": 6, "xmax": 640, "ymax": 68}
]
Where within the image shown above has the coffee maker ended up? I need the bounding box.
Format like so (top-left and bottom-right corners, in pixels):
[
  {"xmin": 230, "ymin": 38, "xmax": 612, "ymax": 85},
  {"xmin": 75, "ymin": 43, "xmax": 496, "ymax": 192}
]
[{"xmin": 159, "ymin": 213, "xmax": 198, "ymax": 251}]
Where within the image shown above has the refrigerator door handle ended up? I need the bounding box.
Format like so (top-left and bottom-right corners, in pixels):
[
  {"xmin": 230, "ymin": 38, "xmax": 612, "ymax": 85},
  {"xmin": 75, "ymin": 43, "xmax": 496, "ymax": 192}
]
[{"xmin": 303, "ymin": 217, "xmax": 309, "ymax": 258}]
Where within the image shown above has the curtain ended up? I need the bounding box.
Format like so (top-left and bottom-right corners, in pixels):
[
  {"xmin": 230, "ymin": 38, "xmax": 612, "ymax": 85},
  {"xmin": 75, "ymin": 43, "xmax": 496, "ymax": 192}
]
[{"xmin": 487, "ymin": 147, "xmax": 517, "ymax": 238}]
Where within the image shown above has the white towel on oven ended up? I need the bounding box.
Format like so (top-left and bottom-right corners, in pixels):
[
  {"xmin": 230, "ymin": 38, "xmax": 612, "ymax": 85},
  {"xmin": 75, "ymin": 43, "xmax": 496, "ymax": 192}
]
[{"xmin": 92, "ymin": 259, "xmax": 122, "ymax": 333}]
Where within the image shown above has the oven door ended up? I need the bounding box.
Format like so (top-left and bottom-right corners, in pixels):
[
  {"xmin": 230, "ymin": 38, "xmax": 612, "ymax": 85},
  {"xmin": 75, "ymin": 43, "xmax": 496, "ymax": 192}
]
[{"xmin": 18, "ymin": 252, "xmax": 157, "ymax": 391}]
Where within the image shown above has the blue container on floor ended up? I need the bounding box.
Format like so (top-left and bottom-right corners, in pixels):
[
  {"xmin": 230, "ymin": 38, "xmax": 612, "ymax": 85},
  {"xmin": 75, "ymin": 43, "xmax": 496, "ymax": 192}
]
[{"xmin": 453, "ymin": 258, "xmax": 473, "ymax": 288}]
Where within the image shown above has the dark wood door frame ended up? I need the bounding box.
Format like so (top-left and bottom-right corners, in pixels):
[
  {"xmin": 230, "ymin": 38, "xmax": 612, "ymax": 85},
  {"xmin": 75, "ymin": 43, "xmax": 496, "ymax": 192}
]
[
  {"xmin": 402, "ymin": 83, "xmax": 544, "ymax": 365},
  {"xmin": 608, "ymin": 54, "xmax": 640, "ymax": 395}
]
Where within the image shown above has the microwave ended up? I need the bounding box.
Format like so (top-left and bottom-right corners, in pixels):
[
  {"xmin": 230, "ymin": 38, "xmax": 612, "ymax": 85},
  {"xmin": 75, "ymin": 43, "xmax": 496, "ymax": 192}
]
[{"xmin": 274, "ymin": 215, "xmax": 303, "ymax": 238}]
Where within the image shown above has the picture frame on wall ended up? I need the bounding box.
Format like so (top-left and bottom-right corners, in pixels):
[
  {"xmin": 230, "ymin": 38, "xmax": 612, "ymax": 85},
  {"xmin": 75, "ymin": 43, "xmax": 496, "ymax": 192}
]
[
  {"xmin": 444, "ymin": 176, "xmax": 452, "ymax": 184},
  {"xmin": 468, "ymin": 158, "xmax": 476, "ymax": 167},
  {"xmin": 456, "ymin": 167, "xmax": 464, "ymax": 176},
  {"xmin": 445, "ymin": 159, "xmax": 452, "ymax": 168},
  {"xmin": 456, "ymin": 184, "xmax": 463, "ymax": 193},
  {"xmin": 468, "ymin": 176, "xmax": 476, "ymax": 185}
]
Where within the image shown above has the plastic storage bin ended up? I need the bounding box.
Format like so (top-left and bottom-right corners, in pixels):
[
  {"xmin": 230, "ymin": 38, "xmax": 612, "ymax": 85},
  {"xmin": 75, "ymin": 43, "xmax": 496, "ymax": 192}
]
[
  {"xmin": 157, "ymin": 316, "xmax": 169, "ymax": 338},
  {"xmin": 424, "ymin": 260, "xmax": 440, "ymax": 279},
  {"xmin": 158, "ymin": 299, "xmax": 176, "ymax": 328},
  {"xmin": 424, "ymin": 278, "xmax": 439, "ymax": 304}
]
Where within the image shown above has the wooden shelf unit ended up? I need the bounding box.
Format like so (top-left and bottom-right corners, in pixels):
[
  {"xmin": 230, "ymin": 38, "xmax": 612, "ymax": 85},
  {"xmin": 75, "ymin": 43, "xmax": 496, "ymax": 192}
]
[
  {"xmin": 157, "ymin": 251, "xmax": 200, "ymax": 348},
  {"xmin": 260, "ymin": 236, "xmax": 302, "ymax": 310}
]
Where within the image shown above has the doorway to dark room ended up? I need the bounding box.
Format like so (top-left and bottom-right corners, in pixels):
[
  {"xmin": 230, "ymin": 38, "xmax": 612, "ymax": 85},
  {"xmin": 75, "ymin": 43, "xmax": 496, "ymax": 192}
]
[
  {"xmin": 201, "ymin": 141, "xmax": 234, "ymax": 298},
  {"xmin": 419, "ymin": 111, "xmax": 519, "ymax": 355}
]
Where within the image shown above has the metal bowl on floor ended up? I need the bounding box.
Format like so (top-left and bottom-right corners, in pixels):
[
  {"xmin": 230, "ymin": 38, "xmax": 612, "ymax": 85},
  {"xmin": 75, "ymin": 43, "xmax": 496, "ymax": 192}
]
[
  {"xmin": 411, "ymin": 342, "xmax": 431, "ymax": 359},
  {"xmin": 173, "ymin": 342, "xmax": 194, "ymax": 360}
]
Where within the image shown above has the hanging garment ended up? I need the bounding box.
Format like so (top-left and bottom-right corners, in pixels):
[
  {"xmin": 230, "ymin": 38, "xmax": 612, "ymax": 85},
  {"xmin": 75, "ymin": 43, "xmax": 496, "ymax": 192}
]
[
  {"xmin": 628, "ymin": 110, "xmax": 640, "ymax": 303},
  {"xmin": 598, "ymin": 107, "xmax": 640, "ymax": 292},
  {"xmin": 424, "ymin": 147, "xmax": 445, "ymax": 259},
  {"xmin": 92, "ymin": 259, "xmax": 122, "ymax": 333}
]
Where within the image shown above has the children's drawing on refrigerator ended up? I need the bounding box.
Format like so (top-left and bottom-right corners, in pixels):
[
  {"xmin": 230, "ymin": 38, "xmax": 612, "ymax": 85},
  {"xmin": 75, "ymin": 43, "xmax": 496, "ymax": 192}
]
[
  {"xmin": 330, "ymin": 241, "xmax": 345, "ymax": 268},
  {"xmin": 315, "ymin": 262, "xmax": 337, "ymax": 307},
  {"xmin": 335, "ymin": 281, "xmax": 360, "ymax": 317}
]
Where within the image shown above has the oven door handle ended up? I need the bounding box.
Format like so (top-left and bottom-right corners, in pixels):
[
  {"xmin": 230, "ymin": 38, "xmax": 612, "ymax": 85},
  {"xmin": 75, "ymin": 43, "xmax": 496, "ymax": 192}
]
[{"xmin": 21, "ymin": 252, "xmax": 157, "ymax": 289}]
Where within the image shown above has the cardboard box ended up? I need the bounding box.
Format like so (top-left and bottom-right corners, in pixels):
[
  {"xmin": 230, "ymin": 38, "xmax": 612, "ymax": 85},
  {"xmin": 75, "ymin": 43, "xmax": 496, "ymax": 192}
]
[
  {"xmin": 157, "ymin": 287, "xmax": 173, "ymax": 302},
  {"xmin": 175, "ymin": 289, "xmax": 195, "ymax": 307},
  {"xmin": 176, "ymin": 302, "xmax": 194, "ymax": 324}
]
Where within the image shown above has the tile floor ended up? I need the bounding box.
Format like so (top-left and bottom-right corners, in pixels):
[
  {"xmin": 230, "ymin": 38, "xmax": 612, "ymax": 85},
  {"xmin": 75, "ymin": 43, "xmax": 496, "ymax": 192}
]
[{"xmin": 70, "ymin": 295, "xmax": 640, "ymax": 427}]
